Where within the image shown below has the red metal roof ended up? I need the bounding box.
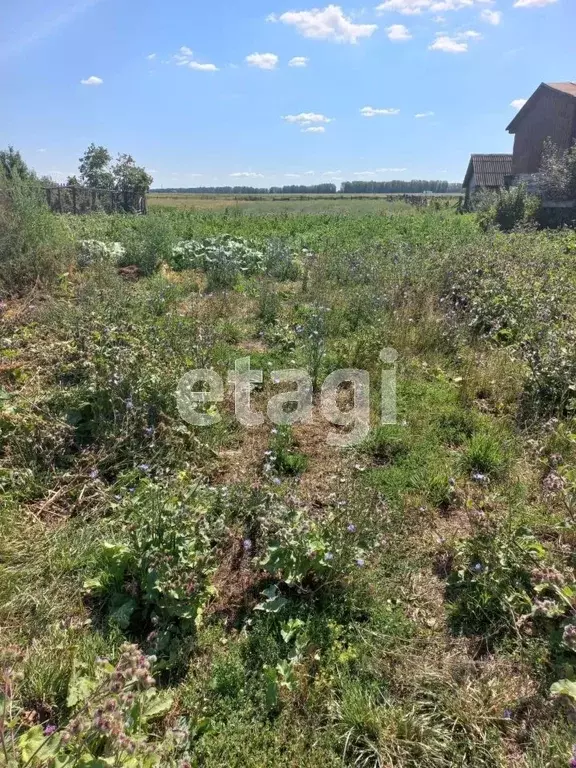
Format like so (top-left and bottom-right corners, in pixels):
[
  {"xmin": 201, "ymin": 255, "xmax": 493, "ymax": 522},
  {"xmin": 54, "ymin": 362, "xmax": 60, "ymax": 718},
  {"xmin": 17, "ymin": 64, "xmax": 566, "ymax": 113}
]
[{"xmin": 548, "ymin": 82, "xmax": 576, "ymax": 98}]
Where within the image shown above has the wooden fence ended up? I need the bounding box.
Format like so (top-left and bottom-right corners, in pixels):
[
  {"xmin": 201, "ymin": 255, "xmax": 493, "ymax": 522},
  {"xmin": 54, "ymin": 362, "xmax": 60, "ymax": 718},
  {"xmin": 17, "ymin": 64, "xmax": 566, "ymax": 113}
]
[{"xmin": 45, "ymin": 185, "xmax": 147, "ymax": 215}]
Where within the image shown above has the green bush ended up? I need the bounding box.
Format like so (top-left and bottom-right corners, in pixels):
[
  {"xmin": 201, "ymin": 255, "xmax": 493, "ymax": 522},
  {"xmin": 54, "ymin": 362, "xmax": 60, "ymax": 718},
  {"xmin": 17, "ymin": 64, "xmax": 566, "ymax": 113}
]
[
  {"xmin": 475, "ymin": 185, "xmax": 541, "ymax": 232},
  {"xmin": 119, "ymin": 213, "xmax": 175, "ymax": 275},
  {"xmin": 85, "ymin": 483, "xmax": 223, "ymax": 667},
  {"xmin": 447, "ymin": 525, "xmax": 544, "ymax": 639},
  {"xmin": 0, "ymin": 169, "xmax": 73, "ymax": 293}
]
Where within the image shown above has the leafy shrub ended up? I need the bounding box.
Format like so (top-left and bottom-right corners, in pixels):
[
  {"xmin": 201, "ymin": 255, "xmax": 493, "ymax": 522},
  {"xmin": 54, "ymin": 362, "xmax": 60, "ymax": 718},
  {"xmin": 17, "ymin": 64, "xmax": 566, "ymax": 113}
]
[
  {"xmin": 119, "ymin": 214, "xmax": 175, "ymax": 275},
  {"xmin": 264, "ymin": 239, "xmax": 301, "ymax": 281},
  {"xmin": 85, "ymin": 483, "xmax": 223, "ymax": 666},
  {"xmin": 539, "ymin": 138, "xmax": 576, "ymax": 201},
  {"xmin": 77, "ymin": 239, "xmax": 125, "ymax": 269},
  {"xmin": 170, "ymin": 235, "xmax": 265, "ymax": 289},
  {"xmin": 260, "ymin": 508, "xmax": 368, "ymax": 589},
  {"xmin": 1, "ymin": 643, "xmax": 186, "ymax": 767},
  {"xmin": 476, "ymin": 185, "xmax": 541, "ymax": 232},
  {"xmin": 265, "ymin": 426, "xmax": 308, "ymax": 477},
  {"xmin": 0, "ymin": 169, "xmax": 74, "ymax": 293},
  {"xmin": 447, "ymin": 525, "xmax": 545, "ymax": 639},
  {"xmin": 257, "ymin": 280, "xmax": 281, "ymax": 326},
  {"xmin": 444, "ymin": 231, "xmax": 576, "ymax": 418}
]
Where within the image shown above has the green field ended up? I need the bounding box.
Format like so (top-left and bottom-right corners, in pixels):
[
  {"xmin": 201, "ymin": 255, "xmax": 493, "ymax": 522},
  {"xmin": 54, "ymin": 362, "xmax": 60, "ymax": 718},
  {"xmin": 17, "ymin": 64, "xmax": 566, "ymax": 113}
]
[
  {"xmin": 2, "ymin": 187, "xmax": 576, "ymax": 766},
  {"xmin": 148, "ymin": 192, "xmax": 460, "ymax": 215}
]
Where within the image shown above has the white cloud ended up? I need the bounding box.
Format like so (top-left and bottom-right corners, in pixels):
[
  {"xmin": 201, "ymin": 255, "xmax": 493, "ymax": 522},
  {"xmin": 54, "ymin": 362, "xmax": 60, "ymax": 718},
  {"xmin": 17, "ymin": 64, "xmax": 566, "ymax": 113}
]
[
  {"xmin": 246, "ymin": 52, "xmax": 279, "ymax": 69},
  {"xmin": 302, "ymin": 126, "xmax": 326, "ymax": 133},
  {"xmin": 174, "ymin": 46, "xmax": 193, "ymax": 63},
  {"xmin": 147, "ymin": 53, "xmax": 157, "ymax": 60},
  {"xmin": 37, "ymin": 148, "xmax": 47, "ymax": 152},
  {"xmin": 80, "ymin": 75, "xmax": 103, "ymax": 85},
  {"xmin": 514, "ymin": 0, "xmax": 557, "ymax": 6},
  {"xmin": 304, "ymin": 170, "xmax": 315, "ymax": 175},
  {"xmin": 415, "ymin": 111, "xmax": 434, "ymax": 117},
  {"xmin": 376, "ymin": 0, "xmax": 473, "ymax": 14},
  {"xmin": 230, "ymin": 172, "xmax": 265, "ymax": 178},
  {"xmin": 285, "ymin": 173, "xmax": 301, "ymax": 177},
  {"xmin": 272, "ymin": 5, "xmax": 377, "ymax": 43},
  {"xmin": 283, "ymin": 112, "xmax": 333, "ymax": 125},
  {"xmin": 386, "ymin": 23, "xmax": 412, "ymax": 40},
  {"xmin": 189, "ymin": 61, "xmax": 219, "ymax": 71},
  {"xmin": 480, "ymin": 8, "xmax": 502, "ymax": 23},
  {"xmin": 429, "ymin": 30, "xmax": 480, "ymax": 52},
  {"xmin": 429, "ymin": 35, "xmax": 467, "ymax": 51},
  {"xmin": 172, "ymin": 47, "xmax": 219, "ymax": 71},
  {"xmin": 360, "ymin": 106, "xmax": 400, "ymax": 117},
  {"xmin": 323, "ymin": 170, "xmax": 342, "ymax": 175},
  {"xmin": 510, "ymin": 98, "xmax": 528, "ymax": 110},
  {"xmin": 288, "ymin": 56, "xmax": 310, "ymax": 67}
]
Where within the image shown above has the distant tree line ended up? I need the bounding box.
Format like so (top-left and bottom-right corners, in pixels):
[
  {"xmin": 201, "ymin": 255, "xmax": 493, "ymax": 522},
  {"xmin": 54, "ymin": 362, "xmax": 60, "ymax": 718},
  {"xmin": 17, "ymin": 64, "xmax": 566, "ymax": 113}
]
[
  {"xmin": 340, "ymin": 180, "xmax": 461, "ymax": 194},
  {"xmin": 153, "ymin": 180, "xmax": 462, "ymax": 195}
]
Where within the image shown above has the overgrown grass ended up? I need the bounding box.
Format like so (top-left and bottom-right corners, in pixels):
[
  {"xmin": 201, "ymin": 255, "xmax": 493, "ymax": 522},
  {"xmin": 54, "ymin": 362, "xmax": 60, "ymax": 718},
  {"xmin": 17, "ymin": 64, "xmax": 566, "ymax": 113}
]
[{"xmin": 1, "ymin": 196, "xmax": 576, "ymax": 766}]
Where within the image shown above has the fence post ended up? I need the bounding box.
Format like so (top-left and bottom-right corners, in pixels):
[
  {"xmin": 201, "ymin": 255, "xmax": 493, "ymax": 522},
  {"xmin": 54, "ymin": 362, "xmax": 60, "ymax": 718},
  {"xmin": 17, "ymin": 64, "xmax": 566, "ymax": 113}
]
[
  {"xmin": 46, "ymin": 188, "xmax": 52, "ymax": 209},
  {"xmin": 72, "ymin": 186, "xmax": 77, "ymax": 215},
  {"xmin": 57, "ymin": 187, "xmax": 63, "ymax": 213}
]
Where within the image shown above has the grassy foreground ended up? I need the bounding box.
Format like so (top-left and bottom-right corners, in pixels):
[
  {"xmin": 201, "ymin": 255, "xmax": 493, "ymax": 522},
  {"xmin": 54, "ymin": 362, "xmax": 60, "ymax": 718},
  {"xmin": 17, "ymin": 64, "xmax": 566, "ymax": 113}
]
[{"xmin": 2, "ymin": 194, "xmax": 576, "ymax": 766}]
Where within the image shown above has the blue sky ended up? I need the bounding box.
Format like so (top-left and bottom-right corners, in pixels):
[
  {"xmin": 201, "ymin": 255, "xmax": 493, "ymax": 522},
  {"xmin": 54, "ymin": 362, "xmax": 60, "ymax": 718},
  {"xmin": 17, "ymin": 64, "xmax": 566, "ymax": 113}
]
[{"xmin": 1, "ymin": 0, "xmax": 573, "ymax": 186}]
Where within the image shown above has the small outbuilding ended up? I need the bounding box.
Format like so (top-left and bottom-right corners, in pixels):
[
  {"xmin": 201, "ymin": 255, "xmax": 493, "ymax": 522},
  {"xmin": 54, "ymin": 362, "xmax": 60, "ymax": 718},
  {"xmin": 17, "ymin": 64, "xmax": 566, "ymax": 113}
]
[{"xmin": 463, "ymin": 154, "xmax": 513, "ymax": 202}]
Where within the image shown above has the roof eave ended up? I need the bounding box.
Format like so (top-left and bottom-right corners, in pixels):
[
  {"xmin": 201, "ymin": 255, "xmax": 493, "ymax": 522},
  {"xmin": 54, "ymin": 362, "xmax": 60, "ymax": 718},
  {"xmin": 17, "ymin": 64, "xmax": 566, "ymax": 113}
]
[{"xmin": 463, "ymin": 158, "xmax": 474, "ymax": 188}]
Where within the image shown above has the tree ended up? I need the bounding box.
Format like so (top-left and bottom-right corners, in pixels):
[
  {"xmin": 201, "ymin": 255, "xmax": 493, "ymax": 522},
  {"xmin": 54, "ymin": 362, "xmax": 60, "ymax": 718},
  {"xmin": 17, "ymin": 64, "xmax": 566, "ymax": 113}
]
[
  {"xmin": 539, "ymin": 139, "xmax": 576, "ymax": 201},
  {"xmin": 112, "ymin": 154, "xmax": 153, "ymax": 196},
  {"xmin": 0, "ymin": 147, "xmax": 32, "ymax": 181},
  {"xmin": 78, "ymin": 144, "xmax": 114, "ymax": 189},
  {"xmin": 75, "ymin": 145, "xmax": 153, "ymax": 196}
]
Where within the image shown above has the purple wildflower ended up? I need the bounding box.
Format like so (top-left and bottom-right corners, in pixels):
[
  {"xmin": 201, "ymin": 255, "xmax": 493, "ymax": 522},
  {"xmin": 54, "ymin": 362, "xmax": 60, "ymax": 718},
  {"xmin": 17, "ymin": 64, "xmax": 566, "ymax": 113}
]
[
  {"xmin": 137, "ymin": 463, "xmax": 150, "ymax": 473},
  {"xmin": 44, "ymin": 725, "xmax": 57, "ymax": 736},
  {"xmin": 347, "ymin": 524, "xmax": 357, "ymax": 533},
  {"xmin": 243, "ymin": 539, "xmax": 252, "ymax": 552},
  {"xmin": 89, "ymin": 469, "xmax": 99, "ymax": 480},
  {"xmin": 356, "ymin": 558, "xmax": 365, "ymax": 567},
  {"xmin": 324, "ymin": 552, "xmax": 334, "ymax": 561}
]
